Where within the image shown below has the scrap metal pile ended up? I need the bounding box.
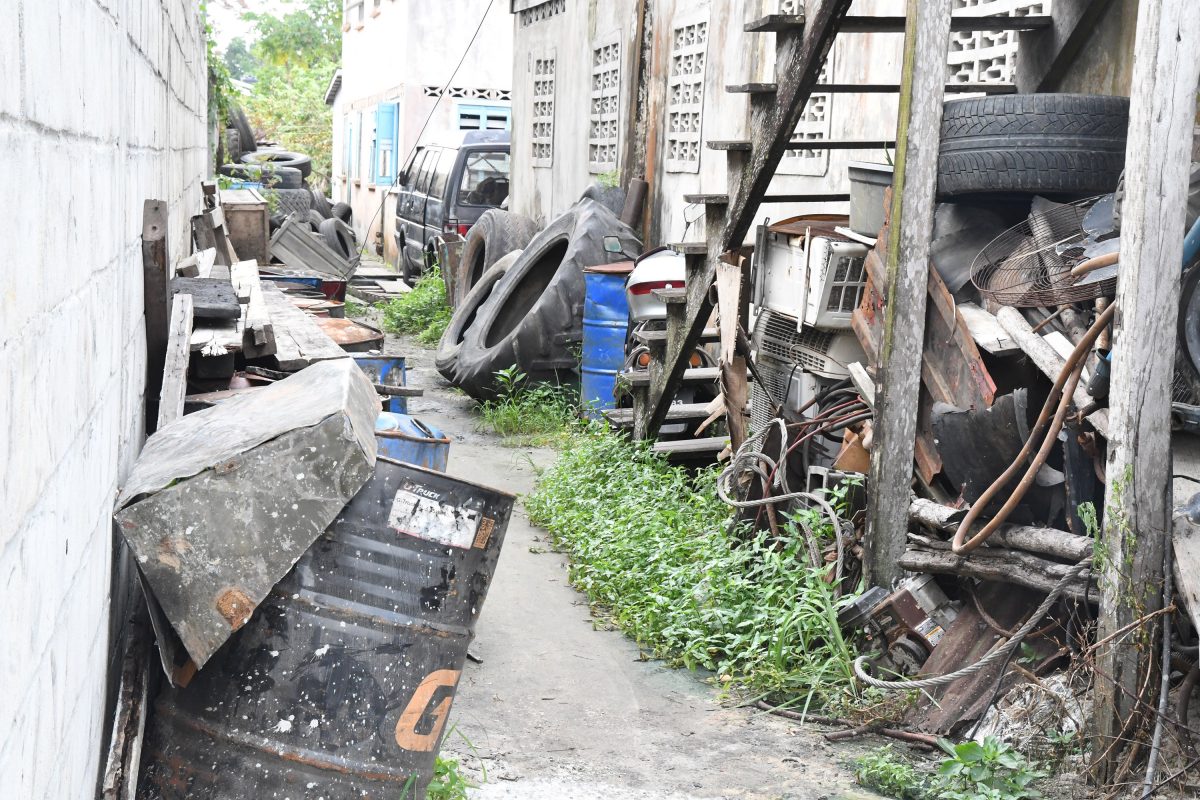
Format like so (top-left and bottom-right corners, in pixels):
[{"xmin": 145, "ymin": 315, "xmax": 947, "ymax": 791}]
[{"xmin": 715, "ymin": 94, "xmax": 1200, "ymax": 776}]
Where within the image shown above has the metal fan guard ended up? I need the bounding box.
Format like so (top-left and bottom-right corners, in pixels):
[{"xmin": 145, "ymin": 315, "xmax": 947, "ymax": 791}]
[{"xmin": 970, "ymin": 196, "xmax": 1118, "ymax": 307}]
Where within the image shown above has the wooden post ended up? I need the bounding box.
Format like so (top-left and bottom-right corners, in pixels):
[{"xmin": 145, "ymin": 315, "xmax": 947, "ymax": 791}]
[
  {"xmin": 1092, "ymin": 0, "xmax": 1200, "ymax": 781},
  {"xmin": 156, "ymin": 294, "xmax": 194, "ymax": 432},
  {"xmin": 142, "ymin": 200, "xmax": 170, "ymax": 433},
  {"xmin": 863, "ymin": 0, "xmax": 953, "ymax": 589}
]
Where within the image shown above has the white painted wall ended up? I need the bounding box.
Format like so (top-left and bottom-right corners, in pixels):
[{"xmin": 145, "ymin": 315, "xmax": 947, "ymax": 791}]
[
  {"xmin": 0, "ymin": 1, "xmax": 208, "ymax": 797},
  {"xmin": 508, "ymin": 0, "xmax": 907, "ymax": 246},
  {"xmin": 332, "ymin": 0, "xmax": 514, "ymax": 265}
]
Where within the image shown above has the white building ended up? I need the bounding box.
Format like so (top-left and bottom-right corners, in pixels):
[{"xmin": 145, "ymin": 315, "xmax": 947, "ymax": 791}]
[
  {"xmin": 328, "ymin": 0, "xmax": 514, "ymax": 264},
  {"xmin": 0, "ymin": 3, "xmax": 209, "ymax": 798}
]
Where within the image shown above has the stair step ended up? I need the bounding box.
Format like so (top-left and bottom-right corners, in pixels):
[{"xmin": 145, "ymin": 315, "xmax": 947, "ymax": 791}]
[
  {"xmin": 652, "ymin": 287, "xmax": 687, "ymax": 304},
  {"xmin": 622, "ymin": 367, "xmax": 720, "ymax": 387},
  {"xmin": 743, "ymin": 13, "xmax": 1051, "ymax": 35},
  {"xmin": 604, "ymin": 402, "xmax": 714, "ymax": 426},
  {"xmin": 745, "ymin": 13, "xmax": 805, "ymax": 33},
  {"xmin": 670, "ymin": 242, "xmax": 708, "ymax": 255},
  {"xmin": 730, "ymin": 82, "xmax": 1018, "ymax": 95},
  {"xmin": 707, "ymin": 139, "xmax": 896, "ymax": 152},
  {"xmin": 651, "ymin": 436, "xmax": 730, "ymax": 460},
  {"xmin": 634, "ymin": 327, "xmax": 720, "ymax": 344},
  {"xmin": 684, "ymin": 192, "xmax": 850, "ymax": 205}
]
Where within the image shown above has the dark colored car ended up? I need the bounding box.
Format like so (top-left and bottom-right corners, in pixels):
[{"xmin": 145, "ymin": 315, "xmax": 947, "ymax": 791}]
[{"xmin": 394, "ymin": 130, "xmax": 511, "ymax": 280}]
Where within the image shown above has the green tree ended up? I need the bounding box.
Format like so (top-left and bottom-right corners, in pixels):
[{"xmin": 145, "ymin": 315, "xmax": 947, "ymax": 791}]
[
  {"xmin": 223, "ymin": 37, "xmax": 258, "ymax": 81},
  {"xmin": 241, "ymin": 0, "xmax": 342, "ymax": 189}
]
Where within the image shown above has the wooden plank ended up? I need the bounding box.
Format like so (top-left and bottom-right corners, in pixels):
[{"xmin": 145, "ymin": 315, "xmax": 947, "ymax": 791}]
[
  {"xmin": 864, "ymin": 0, "xmax": 954, "ymax": 589},
  {"xmin": 603, "ymin": 403, "xmax": 712, "ymax": 426},
  {"xmin": 156, "ymin": 294, "xmax": 194, "ymax": 431},
  {"xmin": 189, "ymin": 305, "xmax": 245, "ymax": 355},
  {"xmin": 622, "ymin": 367, "xmax": 718, "ymax": 387},
  {"xmin": 176, "ymin": 248, "xmax": 216, "ymax": 278},
  {"xmin": 716, "ymin": 257, "xmax": 748, "ymax": 452},
  {"xmin": 957, "ymin": 302, "xmax": 1018, "ymax": 355},
  {"xmin": 141, "ymin": 200, "xmax": 170, "ymax": 433},
  {"xmin": 1092, "ymin": 0, "xmax": 1200, "ymax": 780},
  {"xmin": 260, "ymin": 281, "xmax": 349, "ymax": 371},
  {"xmin": 232, "ymin": 261, "xmax": 276, "ymax": 356},
  {"xmin": 1174, "ymin": 511, "xmax": 1200, "ymax": 635},
  {"xmin": 1014, "ymin": 0, "xmax": 1118, "ymax": 92},
  {"xmin": 651, "ymin": 437, "xmax": 729, "ymax": 457}
]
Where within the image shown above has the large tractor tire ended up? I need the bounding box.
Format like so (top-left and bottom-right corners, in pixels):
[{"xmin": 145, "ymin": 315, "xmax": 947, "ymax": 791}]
[
  {"xmin": 435, "ymin": 250, "xmax": 522, "ymax": 382},
  {"xmin": 456, "ymin": 210, "xmax": 538, "ymax": 307},
  {"xmin": 938, "ymin": 94, "xmax": 1129, "ymax": 197},
  {"xmin": 452, "ymin": 198, "xmax": 642, "ymax": 401}
]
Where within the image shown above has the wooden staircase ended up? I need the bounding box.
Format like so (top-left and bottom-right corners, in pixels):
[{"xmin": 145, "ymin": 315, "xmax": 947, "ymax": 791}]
[{"xmin": 622, "ymin": 1, "xmax": 1053, "ymax": 448}]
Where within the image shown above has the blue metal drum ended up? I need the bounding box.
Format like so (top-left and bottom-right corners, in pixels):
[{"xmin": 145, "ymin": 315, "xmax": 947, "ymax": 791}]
[
  {"xmin": 375, "ymin": 412, "xmax": 451, "ymax": 472},
  {"xmin": 354, "ymin": 356, "xmax": 409, "ymax": 413},
  {"xmin": 581, "ymin": 263, "xmax": 634, "ymax": 418}
]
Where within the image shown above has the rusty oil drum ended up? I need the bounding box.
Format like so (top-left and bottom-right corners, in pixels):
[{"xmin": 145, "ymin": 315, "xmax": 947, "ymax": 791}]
[{"xmin": 139, "ymin": 457, "xmax": 514, "ymax": 799}]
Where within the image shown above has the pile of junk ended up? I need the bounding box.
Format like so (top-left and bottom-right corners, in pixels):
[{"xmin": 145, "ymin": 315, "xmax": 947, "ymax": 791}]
[{"xmin": 714, "ymin": 94, "xmax": 1200, "ymax": 785}]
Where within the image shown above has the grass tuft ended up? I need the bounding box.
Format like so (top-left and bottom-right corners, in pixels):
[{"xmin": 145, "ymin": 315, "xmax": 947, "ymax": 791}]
[
  {"xmin": 477, "ymin": 366, "xmax": 577, "ymax": 446},
  {"xmin": 525, "ymin": 425, "xmax": 863, "ymax": 708},
  {"xmin": 381, "ymin": 267, "xmax": 452, "ymax": 347}
]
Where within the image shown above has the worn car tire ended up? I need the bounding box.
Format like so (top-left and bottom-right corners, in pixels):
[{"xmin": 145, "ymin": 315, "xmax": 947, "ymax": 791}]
[
  {"xmin": 232, "ymin": 107, "xmax": 256, "ymax": 153},
  {"xmin": 306, "ymin": 209, "xmax": 325, "ymax": 230},
  {"xmin": 310, "ymin": 189, "xmax": 333, "ymax": 219},
  {"xmin": 453, "ymin": 198, "xmax": 642, "ymax": 400},
  {"xmin": 457, "ymin": 210, "xmax": 538, "ymax": 306},
  {"xmin": 318, "ymin": 217, "xmax": 356, "ymax": 259},
  {"xmin": 331, "ymin": 202, "xmax": 353, "ymax": 224},
  {"xmin": 224, "ymin": 127, "xmax": 242, "ymax": 164},
  {"xmin": 436, "ymin": 250, "xmax": 522, "ymax": 381},
  {"xmin": 938, "ymin": 94, "xmax": 1129, "ymax": 197},
  {"xmin": 242, "ymin": 149, "xmax": 313, "ymax": 178},
  {"xmin": 219, "ymin": 163, "xmax": 303, "ymax": 189},
  {"xmin": 273, "ymin": 187, "xmax": 312, "ymax": 217},
  {"xmin": 269, "ymin": 213, "xmax": 285, "ymax": 233}
]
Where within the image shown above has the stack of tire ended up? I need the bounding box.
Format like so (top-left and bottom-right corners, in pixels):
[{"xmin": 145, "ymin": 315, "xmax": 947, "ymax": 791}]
[
  {"xmin": 436, "ymin": 197, "xmax": 642, "ymax": 401},
  {"xmin": 219, "ymin": 106, "xmax": 349, "ymax": 237}
]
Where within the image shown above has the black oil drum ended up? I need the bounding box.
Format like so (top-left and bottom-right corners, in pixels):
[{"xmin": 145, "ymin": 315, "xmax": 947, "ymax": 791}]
[{"xmin": 139, "ymin": 457, "xmax": 514, "ymax": 799}]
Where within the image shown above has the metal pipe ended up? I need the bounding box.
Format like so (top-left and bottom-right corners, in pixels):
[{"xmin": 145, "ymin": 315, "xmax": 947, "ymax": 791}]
[{"xmin": 952, "ymin": 302, "xmax": 1117, "ymax": 553}]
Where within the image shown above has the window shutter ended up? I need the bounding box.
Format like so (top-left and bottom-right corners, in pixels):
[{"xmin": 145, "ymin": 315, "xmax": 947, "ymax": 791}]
[{"xmin": 375, "ymin": 101, "xmax": 398, "ymax": 185}]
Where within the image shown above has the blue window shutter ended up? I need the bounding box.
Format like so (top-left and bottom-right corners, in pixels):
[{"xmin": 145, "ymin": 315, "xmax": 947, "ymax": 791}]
[{"xmin": 375, "ymin": 101, "xmax": 398, "ymax": 185}]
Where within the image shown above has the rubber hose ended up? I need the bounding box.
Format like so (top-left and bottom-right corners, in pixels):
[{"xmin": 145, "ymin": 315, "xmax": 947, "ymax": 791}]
[{"xmin": 952, "ymin": 302, "xmax": 1117, "ymax": 554}]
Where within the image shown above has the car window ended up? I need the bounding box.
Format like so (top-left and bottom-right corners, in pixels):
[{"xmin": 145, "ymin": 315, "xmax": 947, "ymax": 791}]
[
  {"xmin": 416, "ymin": 149, "xmax": 439, "ymax": 194},
  {"xmin": 402, "ymin": 148, "xmax": 426, "ymax": 189},
  {"xmin": 458, "ymin": 150, "xmax": 511, "ymax": 207},
  {"xmin": 428, "ymin": 149, "xmax": 452, "ymax": 200}
]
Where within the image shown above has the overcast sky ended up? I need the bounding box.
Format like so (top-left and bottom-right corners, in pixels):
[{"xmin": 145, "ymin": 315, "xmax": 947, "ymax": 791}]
[{"xmin": 205, "ymin": 0, "xmax": 298, "ymax": 52}]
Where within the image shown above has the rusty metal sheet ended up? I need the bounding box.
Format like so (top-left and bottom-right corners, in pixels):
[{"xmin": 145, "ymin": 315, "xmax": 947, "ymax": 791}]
[
  {"xmin": 115, "ymin": 359, "xmax": 380, "ymax": 672},
  {"xmin": 316, "ymin": 317, "xmax": 386, "ymax": 351},
  {"xmin": 766, "ymin": 213, "xmax": 852, "ymax": 237}
]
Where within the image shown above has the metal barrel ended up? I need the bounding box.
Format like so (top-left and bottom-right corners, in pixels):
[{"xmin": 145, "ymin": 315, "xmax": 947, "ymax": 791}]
[
  {"xmin": 353, "ymin": 356, "xmax": 408, "ymax": 413},
  {"xmin": 581, "ymin": 263, "xmax": 634, "ymax": 418},
  {"xmin": 375, "ymin": 412, "xmax": 451, "ymax": 472},
  {"xmin": 139, "ymin": 457, "xmax": 514, "ymax": 800}
]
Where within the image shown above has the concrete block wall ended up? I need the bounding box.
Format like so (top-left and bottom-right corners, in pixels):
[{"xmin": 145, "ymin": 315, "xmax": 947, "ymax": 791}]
[{"xmin": 0, "ymin": 1, "xmax": 208, "ymax": 797}]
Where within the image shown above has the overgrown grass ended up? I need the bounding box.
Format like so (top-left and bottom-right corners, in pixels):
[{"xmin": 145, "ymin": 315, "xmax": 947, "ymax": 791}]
[
  {"xmin": 343, "ymin": 297, "xmax": 367, "ymax": 317},
  {"xmin": 477, "ymin": 366, "xmax": 576, "ymax": 445},
  {"xmin": 525, "ymin": 426, "xmax": 862, "ymax": 708},
  {"xmin": 381, "ymin": 267, "xmax": 452, "ymax": 346},
  {"xmin": 852, "ymin": 738, "xmax": 1047, "ymax": 800}
]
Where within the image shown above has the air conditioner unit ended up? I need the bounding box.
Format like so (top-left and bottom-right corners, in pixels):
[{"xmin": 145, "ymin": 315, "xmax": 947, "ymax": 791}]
[{"xmin": 753, "ymin": 225, "xmax": 869, "ymax": 331}]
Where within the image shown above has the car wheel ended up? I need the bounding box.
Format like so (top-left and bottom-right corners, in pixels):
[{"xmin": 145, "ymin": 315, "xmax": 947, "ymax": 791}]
[
  {"xmin": 452, "ymin": 198, "xmax": 642, "ymax": 401},
  {"xmin": 938, "ymin": 94, "xmax": 1129, "ymax": 197}
]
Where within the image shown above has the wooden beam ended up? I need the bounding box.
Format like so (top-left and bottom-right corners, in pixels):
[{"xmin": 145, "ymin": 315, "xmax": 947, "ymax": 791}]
[
  {"xmin": 863, "ymin": 0, "xmax": 953, "ymax": 589},
  {"xmin": 1092, "ymin": 0, "xmax": 1200, "ymax": 781},
  {"xmin": 156, "ymin": 294, "xmax": 194, "ymax": 432},
  {"xmin": 141, "ymin": 200, "xmax": 170, "ymax": 434},
  {"xmin": 1014, "ymin": 0, "xmax": 1118, "ymax": 92}
]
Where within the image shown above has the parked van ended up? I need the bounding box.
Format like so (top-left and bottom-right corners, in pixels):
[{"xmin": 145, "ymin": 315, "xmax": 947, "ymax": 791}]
[{"xmin": 394, "ymin": 130, "xmax": 511, "ymax": 280}]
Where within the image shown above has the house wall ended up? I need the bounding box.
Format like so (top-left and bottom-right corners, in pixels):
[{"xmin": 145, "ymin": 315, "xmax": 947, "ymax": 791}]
[
  {"xmin": 333, "ymin": 0, "xmax": 514, "ymax": 265},
  {"xmin": 509, "ymin": 0, "xmax": 906, "ymax": 248},
  {"xmin": 0, "ymin": 1, "xmax": 209, "ymax": 798}
]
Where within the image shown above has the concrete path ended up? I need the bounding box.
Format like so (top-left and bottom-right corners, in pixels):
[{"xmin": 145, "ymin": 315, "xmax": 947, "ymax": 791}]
[{"xmin": 387, "ymin": 333, "xmax": 879, "ymax": 800}]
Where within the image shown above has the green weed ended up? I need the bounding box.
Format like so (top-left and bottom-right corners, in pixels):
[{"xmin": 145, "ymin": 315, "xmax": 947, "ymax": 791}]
[
  {"xmin": 425, "ymin": 755, "xmax": 473, "ymax": 800},
  {"xmin": 853, "ymin": 746, "xmax": 926, "ymax": 799},
  {"xmin": 343, "ymin": 297, "xmax": 367, "ymax": 317},
  {"xmin": 931, "ymin": 737, "xmax": 1045, "ymax": 800},
  {"xmin": 525, "ymin": 426, "xmax": 863, "ymax": 707},
  {"xmin": 381, "ymin": 267, "xmax": 452, "ymax": 347},
  {"xmin": 477, "ymin": 366, "xmax": 576, "ymax": 445}
]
